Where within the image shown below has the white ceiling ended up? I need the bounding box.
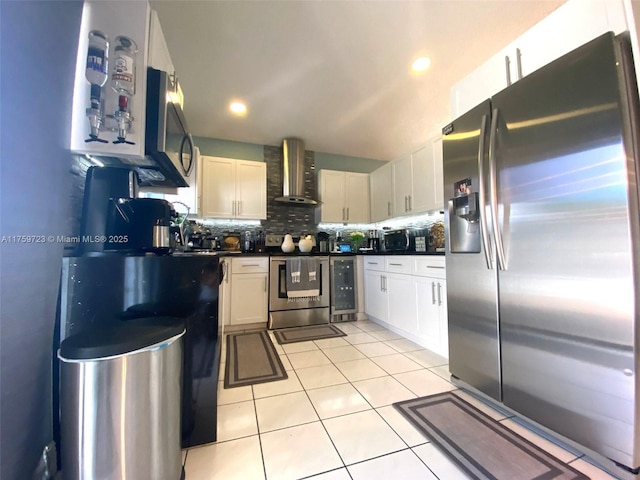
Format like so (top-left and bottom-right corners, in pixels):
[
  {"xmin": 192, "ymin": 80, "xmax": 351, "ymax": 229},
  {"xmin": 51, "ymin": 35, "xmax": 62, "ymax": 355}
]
[{"xmin": 151, "ymin": 0, "xmax": 566, "ymax": 161}]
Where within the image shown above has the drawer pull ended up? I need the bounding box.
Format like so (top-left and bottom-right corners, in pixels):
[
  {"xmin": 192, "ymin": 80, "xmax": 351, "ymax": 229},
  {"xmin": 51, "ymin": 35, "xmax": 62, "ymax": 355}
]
[
  {"xmin": 242, "ymin": 264, "xmax": 261, "ymax": 267},
  {"xmin": 367, "ymin": 262, "xmax": 379, "ymax": 265},
  {"xmin": 426, "ymin": 266, "xmax": 445, "ymax": 269},
  {"xmin": 388, "ymin": 263, "xmax": 403, "ymax": 266}
]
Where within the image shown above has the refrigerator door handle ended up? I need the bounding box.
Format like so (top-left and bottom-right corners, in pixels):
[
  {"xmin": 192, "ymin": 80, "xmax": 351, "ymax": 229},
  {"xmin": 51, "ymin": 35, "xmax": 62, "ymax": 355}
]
[
  {"xmin": 489, "ymin": 107, "xmax": 508, "ymax": 270},
  {"xmin": 477, "ymin": 113, "xmax": 493, "ymax": 270}
]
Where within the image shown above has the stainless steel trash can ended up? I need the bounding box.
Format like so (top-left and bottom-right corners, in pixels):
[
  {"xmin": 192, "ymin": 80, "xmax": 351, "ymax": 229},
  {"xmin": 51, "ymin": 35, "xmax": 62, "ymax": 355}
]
[{"xmin": 58, "ymin": 319, "xmax": 185, "ymax": 480}]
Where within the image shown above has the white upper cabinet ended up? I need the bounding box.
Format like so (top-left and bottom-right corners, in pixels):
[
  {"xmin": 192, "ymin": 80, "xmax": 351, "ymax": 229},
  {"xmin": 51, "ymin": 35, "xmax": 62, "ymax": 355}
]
[
  {"xmin": 391, "ymin": 135, "xmax": 444, "ymax": 217},
  {"xmin": 451, "ymin": 0, "xmax": 628, "ymax": 118},
  {"xmin": 393, "ymin": 154, "xmax": 413, "ymax": 216},
  {"xmin": 431, "ymin": 137, "xmax": 444, "ymax": 212},
  {"xmin": 148, "ymin": 9, "xmax": 174, "ymax": 74},
  {"xmin": 450, "ymin": 44, "xmax": 513, "ymax": 120},
  {"xmin": 235, "ymin": 161, "xmax": 268, "ymax": 219},
  {"xmin": 369, "ymin": 162, "xmax": 393, "ymax": 222},
  {"xmin": 70, "ymin": 0, "xmax": 152, "ymax": 155},
  {"xmin": 200, "ymin": 156, "xmax": 266, "ymax": 220},
  {"xmin": 318, "ymin": 170, "xmax": 370, "ymax": 223},
  {"xmin": 514, "ymin": 0, "xmax": 620, "ymax": 79}
]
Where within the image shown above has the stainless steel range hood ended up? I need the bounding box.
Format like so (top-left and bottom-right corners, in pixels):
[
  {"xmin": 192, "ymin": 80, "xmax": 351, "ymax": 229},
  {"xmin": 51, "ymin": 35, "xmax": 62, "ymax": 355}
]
[{"xmin": 274, "ymin": 138, "xmax": 318, "ymax": 205}]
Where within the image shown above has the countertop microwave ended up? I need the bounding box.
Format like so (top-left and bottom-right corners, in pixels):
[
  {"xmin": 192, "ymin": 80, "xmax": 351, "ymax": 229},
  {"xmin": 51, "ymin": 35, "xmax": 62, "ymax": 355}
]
[{"xmin": 383, "ymin": 229, "xmax": 415, "ymax": 252}]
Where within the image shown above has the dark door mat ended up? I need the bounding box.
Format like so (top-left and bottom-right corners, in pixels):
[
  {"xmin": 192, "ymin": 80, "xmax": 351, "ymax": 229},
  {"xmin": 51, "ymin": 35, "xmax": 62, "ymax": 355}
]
[
  {"xmin": 224, "ymin": 331, "xmax": 287, "ymax": 388},
  {"xmin": 273, "ymin": 324, "xmax": 346, "ymax": 344},
  {"xmin": 393, "ymin": 392, "xmax": 589, "ymax": 480}
]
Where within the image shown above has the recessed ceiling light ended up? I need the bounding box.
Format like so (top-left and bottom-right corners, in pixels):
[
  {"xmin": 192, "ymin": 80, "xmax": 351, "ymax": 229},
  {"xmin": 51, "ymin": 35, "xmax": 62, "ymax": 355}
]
[
  {"xmin": 229, "ymin": 101, "xmax": 247, "ymax": 115},
  {"xmin": 412, "ymin": 57, "xmax": 431, "ymax": 73}
]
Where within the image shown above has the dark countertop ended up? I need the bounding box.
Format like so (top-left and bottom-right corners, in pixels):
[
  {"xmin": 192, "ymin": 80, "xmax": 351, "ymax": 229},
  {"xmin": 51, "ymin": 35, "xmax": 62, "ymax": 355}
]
[{"xmin": 178, "ymin": 250, "xmax": 445, "ymax": 257}]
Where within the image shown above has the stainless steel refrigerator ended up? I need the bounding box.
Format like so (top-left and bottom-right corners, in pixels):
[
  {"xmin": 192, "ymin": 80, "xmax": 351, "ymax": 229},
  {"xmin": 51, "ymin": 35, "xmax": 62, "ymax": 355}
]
[{"xmin": 443, "ymin": 32, "xmax": 639, "ymax": 474}]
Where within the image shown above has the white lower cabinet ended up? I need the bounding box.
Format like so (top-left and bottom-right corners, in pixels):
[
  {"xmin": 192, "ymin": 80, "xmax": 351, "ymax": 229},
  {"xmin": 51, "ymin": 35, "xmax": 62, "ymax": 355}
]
[
  {"xmin": 386, "ymin": 272, "xmax": 416, "ymax": 335},
  {"xmin": 413, "ymin": 256, "xmax": 448, "ymax": 358},
  {"xmin": 363, "ymin": 257, "xmax": 387, "ymax": 322},
  {"xmin": 363, "ymin": 255, "xmax": 448, "ymax": 359},
  {"xmin": 414, "ymin": 275, "xmax": 448, "ymax": 358},
  {"xmin": 229, "ymin": 256, "xmax": 269, "ymax": 326}
]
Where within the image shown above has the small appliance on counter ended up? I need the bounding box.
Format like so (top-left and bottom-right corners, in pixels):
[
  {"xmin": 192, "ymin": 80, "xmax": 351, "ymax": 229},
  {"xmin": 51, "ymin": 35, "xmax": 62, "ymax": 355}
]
[
  {"xmin": 317, "ymin": 232, "xmax": 330, "ymax": 253},
  {"xmin": 242, "ymin": 230, "xmax": 254, "ymax": 253},
  {"xmin": 367, "ymin": 230, "xmax": 380, "ymax": 252},
  {"xmin": 414, "ymin": 228, "xmax": 429, "ymax": 252},
  {"xmin": 78, "ymin": 166, "xmax": 177, "ymax": 256},
  {"xmin": 383, "ymin": 229, "xmax": 415, "ymax": 252},
  {"xmin": 222, "ymin": 232, "xmax": 241, "ymax": 252}
]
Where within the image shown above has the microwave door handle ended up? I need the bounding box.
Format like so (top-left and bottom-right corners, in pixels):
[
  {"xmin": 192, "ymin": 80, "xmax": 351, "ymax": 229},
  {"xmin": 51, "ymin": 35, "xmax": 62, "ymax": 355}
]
[
  {"xmin": 477, "ymin": 114, "xmax": 493, "ymax": 270},
  {"xmin": 179, "ymin": 133, "xmax": 195, "ymax": 176},
  {"xmin": 489, "ymin": 108, "xmax": 507, "ymax": 271}
]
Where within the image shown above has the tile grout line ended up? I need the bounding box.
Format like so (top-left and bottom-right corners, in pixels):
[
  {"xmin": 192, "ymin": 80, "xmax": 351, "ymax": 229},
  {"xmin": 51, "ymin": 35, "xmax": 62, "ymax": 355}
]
[
  {"xmin": 297, "ymin": 328, "xmax": 423, "ymax": 474},
  {"xmin": 281, "ymin": 342, "xmax": 352, "ymax": 479},
  {"xmin": 218, "ymin": 327, "xmax": 615, "ymax": 480},
  {"xmin": 314, "ymin": 327, "xmax": 444, "ymax": 479},
  {"xmin": 250, "ymin": 383, "xmax": 269, "ymax": 480}
]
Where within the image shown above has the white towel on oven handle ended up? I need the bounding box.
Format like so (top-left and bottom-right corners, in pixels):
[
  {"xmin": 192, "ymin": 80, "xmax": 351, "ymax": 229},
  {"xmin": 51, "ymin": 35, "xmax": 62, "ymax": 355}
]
[{"xmin": 286, "ymin": 257, "xmax": 320, "ymax": 300}]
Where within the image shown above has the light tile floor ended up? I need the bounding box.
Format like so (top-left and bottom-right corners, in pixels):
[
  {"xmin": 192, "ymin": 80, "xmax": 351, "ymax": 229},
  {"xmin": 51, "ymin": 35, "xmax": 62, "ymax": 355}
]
[{"xmin": 183, "ymin": 321, "xmax": 621, "ymax": 480}]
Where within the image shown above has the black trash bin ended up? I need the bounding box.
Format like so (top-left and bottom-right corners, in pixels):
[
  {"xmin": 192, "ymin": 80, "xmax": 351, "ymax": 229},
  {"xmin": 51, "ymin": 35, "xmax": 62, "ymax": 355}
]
[{"xmin": 58, "ymin": 319, "xmax": 185, "ymax": 480}]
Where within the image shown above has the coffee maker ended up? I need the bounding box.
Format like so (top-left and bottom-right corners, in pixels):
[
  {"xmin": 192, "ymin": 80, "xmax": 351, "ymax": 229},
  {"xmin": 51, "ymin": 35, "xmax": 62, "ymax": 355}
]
[
  {"xmin": 79, "ymin": 166, "xmax": 176, "ymax": 255},
  {"xmin": 367, "ymin": 230, "xmax": 380, "ymax": 252}
]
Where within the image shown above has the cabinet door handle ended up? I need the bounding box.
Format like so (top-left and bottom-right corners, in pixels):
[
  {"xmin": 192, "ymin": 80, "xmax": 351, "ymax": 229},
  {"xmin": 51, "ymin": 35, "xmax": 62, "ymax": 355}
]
[
  {"xmin": 342, "ymin": 207, "xmax": 346, "ymax": 221},
  {"xmin": 437, "ymin": 282, "xmax": 442, "ymax": 306},
  {"xmin": 387, "ymin": 201, "xmax": 391, "ymax": 216},
  {"xmin": 516, "ymin": 47, "xmax": 523, "ymax": 80},
  {"xmin": 408, "ymin": 195, "xmax": 412, "ymax": 211},
  {"xmin": 505, "ymin": 55, "xmax": 512, "ymax": 86},
  {"xmin": 346, "ymin": 207, "xmax": 349, "ymax": 221},
  {"xmin": 232, "ymin": 200, "xmax": 236, "ymax": 216},
  {"xmin": 404, "ymin": 196, "xmax": 408, "ymax": 212},
  {"xmin": 264, "ymin": 277, "xmax": 267, "ymax": 292},
  {"xmin": 380, "ymin": 275, "xmax": 384, "ymax": 292},
  {"xmin": 383, "ymin": 275, "xmax": 387, "ymax": 292},
  {"xmin": 238, "ymin": 200, "xmax": 242, "ymax": 215},
  {"xmin": 431, "ymin": 282, "xmax": 436, "ymax": 305}
]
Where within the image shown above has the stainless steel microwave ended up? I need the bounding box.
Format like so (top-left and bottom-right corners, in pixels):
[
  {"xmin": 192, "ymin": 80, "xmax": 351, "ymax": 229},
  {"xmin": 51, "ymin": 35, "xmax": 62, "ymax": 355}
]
[
  {"xmin": 383, "ymin": 229, "xmax": 415, "ymax": 252},
  {"xmin": 143, "ymin": 67, "xmax": 194, "ymax": 188}
]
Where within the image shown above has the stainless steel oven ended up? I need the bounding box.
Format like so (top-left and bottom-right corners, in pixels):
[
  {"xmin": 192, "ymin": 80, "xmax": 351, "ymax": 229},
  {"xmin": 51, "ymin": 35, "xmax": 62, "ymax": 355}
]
[{"xmin": 268, "ymin": 256, "xmax": 330, "ymax": 329}]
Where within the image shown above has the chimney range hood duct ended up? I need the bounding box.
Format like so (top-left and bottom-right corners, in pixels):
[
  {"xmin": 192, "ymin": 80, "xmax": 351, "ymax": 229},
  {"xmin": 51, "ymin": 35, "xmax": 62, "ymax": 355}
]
[{"xmin": 274, "ymin": 138, "xmax": 318, "ymax": 205}]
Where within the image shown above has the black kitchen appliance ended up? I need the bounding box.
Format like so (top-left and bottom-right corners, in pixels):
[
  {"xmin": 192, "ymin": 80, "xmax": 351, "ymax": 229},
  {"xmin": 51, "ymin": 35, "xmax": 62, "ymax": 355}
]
[
  {"xmin": 56, "ymin": 253, "xmax": 223, "ymax": 450},
  {"xmin": 383, "ymin": 229, "xmax": 415, "ymax": 252},
  {"xmin": 367, "ymin": 230, "xmax": 380, "ymax": 252},
  {"xmin": 79, "ymin": 166, "xmax": 176, "ymax": 255}
]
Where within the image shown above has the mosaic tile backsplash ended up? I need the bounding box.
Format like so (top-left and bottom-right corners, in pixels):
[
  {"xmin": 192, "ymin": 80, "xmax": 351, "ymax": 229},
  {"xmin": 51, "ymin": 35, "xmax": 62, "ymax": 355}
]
[{"xmin": 199, "ymin": 144, "xmax": 445, "ymax": 241}]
